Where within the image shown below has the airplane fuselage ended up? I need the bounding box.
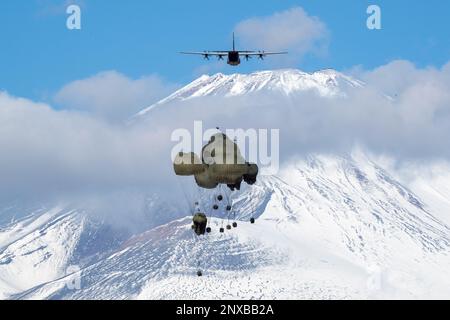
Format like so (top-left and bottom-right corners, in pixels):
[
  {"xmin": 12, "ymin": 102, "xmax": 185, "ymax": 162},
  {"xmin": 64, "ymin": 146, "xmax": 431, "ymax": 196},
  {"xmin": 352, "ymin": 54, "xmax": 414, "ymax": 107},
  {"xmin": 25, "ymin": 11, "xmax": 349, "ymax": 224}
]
[{"xmin": 227, "ymin": 51, "xmax": 241, "ymax": 66}]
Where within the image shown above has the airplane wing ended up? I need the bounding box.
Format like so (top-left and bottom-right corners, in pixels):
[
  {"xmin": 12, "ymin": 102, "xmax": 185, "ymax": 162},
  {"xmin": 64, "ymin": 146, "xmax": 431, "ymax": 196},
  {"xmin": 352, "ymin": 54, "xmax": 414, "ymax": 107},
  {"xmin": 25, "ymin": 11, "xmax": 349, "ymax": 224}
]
[
  {"xmin": 180, "ymin": 51, "xmax": 230, "ymax": 61},
  {"xmin": 180, "ymin": 51, "xmax": 288, "ymax": 56},
  {"xmin": 239, "ymin": 51, "xmax": 288, "ymax": 56},
  {"xmin": 180, "ymin": 51, "xmax": 228, "ymax": 56}
]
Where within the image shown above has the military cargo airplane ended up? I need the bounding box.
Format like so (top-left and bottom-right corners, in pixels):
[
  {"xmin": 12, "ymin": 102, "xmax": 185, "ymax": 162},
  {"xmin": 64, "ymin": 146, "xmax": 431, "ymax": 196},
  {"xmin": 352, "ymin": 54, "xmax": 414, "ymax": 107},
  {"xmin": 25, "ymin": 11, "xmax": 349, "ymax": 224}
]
[{"xmin": 180, "ymin": 33, "xmax": 287, "ymax": 66}]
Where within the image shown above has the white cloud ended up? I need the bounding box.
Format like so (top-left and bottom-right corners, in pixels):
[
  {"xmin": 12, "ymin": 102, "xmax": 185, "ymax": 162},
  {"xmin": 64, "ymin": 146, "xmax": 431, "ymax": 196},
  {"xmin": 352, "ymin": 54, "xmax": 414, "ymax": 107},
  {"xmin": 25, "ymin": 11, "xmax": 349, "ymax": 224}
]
[
  {"xmin": 354, "ymin": 60, "xmax": 450, "ymax": 97},
  {"xmin": 54, "ymin": 71, "xmax": 178, "ymax": 122},
  {"xmin": 234, "ymin": 7, "xmax": 329, "ymax": 63},
  {"xmin": 0, "ymin": 91, "xmax": 174, "ymax": 199}
]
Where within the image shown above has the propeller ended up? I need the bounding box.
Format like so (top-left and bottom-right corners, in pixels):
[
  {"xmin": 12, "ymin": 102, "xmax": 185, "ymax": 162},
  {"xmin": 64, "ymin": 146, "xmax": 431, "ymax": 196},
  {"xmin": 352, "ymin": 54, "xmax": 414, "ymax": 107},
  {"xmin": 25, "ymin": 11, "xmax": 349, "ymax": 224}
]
[
  {"xmin": 203, "ymin": 53, "xmax": 210, "ymax": 60},
  {"xmin": 245, "ymin": 54, "xmax": 251, "ymax": 61},
  {"xmin": 258, "ymin": 51, "xmax": 265, "ymax": 60},
  {"xmin": 218, "ymin": 55, "xmax": 224, "ymax": 61}
]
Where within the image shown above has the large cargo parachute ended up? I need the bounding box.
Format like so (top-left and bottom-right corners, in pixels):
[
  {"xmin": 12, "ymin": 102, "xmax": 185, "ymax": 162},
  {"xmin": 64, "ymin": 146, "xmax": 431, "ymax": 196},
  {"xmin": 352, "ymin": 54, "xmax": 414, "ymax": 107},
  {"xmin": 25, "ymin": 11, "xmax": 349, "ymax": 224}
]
[{"xmin": 174, "ymin": 133, "xmax": 258, "ymax": 191}]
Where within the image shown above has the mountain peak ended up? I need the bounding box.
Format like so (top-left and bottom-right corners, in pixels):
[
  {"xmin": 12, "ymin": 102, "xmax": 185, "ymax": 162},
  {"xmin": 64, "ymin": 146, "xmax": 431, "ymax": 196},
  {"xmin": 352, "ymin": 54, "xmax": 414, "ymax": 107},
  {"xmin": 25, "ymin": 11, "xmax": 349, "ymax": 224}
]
[{"xmin": 135, "ymin": 68, "xmax": 365, "ymax": 117}]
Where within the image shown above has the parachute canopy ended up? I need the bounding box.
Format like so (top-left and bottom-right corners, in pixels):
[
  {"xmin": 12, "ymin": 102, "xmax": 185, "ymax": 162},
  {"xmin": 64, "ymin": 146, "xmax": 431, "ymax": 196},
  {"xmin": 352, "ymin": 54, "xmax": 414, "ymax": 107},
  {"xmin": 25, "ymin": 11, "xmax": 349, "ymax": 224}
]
[{"xmin": 174, "ymin": 133, "xmax": 258, "ymax": 191}]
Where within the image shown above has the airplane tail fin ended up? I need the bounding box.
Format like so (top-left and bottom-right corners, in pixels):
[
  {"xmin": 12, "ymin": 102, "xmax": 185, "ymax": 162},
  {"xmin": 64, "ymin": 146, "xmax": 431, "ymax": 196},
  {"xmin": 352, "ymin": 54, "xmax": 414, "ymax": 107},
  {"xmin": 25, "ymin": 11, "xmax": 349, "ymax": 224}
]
[{"xmin": 233, "ymin": 32, "xmax": 235, "ymax": 51}]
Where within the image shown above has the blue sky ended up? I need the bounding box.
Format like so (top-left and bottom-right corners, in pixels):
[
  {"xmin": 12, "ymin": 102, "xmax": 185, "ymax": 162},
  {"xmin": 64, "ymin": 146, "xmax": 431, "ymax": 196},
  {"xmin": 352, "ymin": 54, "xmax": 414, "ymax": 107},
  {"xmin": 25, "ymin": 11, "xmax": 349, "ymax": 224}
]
[{"xmin": 0, "ymin": 0, "xmax": 449, "ymax": 101}]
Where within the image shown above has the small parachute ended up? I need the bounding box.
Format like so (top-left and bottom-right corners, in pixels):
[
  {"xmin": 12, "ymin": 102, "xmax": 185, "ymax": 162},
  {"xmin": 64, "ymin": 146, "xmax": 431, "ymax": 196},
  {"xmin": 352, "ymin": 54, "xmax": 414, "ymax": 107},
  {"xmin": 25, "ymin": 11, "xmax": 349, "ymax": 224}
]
[
  {"xmin": 174, "ymin": 133, "xmax": 258, "ymax": 191},
  {"xmin": 192, "ymin": 213, "xmax": 208, "ymax": 236}
]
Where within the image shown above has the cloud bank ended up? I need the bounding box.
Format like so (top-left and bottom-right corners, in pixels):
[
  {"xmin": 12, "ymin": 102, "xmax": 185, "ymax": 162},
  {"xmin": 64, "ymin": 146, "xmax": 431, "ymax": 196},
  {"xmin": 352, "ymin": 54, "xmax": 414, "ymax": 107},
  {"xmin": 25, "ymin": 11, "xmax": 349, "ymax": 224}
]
[
  {"xmin": 54, "ymin": 71, "xmax": 178, "ymax": 122},
  {"xmin": 0, "ymin": 91, "xmax": 174, "ymax": 200}
]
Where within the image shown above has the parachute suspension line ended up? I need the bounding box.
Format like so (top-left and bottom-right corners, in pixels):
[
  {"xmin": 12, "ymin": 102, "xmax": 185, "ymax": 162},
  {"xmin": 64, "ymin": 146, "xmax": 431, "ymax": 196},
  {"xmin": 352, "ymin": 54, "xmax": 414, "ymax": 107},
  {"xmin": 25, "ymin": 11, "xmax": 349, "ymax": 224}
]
[
  {"xmin": 219, "ymin": 184, "xmax": 228, "ymax": 224},
  {"xmin": 227, "ymin": 206, "xmax": 232, "ymax": 228},
  {"xmin": 206, "ymin": 206, "xmax": 211, "ymax": 228},
  {"xmin": 213, "ymin": 187, "xmax": 225, "ymax": 233},
  {"xmin": 224, "ymin": 186, "xmax": 237, "ymax": 227},
  {"xmin": 205, "ymin": 188, "xmax": 214, "ymax": 234},
  {"xmin": 232, "ymin": 203, "xmax": 237, "ymax": 225},
  {"xmin": 194, "ymin": 184, "xmax": 204, "ymax": 216},
  {"xmin": 175, "ymin": 176, "xmax": 195, "ymax": 216},
  {"xmin": 221, "ymin": 184, "xmax": 233, "ymax": 230},
  {"xmin": 250, "ymin": 186, "xmax": 257, "ymax": 224},
  {"xmin": 223, "ymin": 185, "xmax": 231, "ymax": 212},
  {"xmin": 220, "ymin": 194, "xmax": 225, "ymax": 230},
  {"xmin": 229, "ymin": 196, "xmax": 236, "ymax": 227}
]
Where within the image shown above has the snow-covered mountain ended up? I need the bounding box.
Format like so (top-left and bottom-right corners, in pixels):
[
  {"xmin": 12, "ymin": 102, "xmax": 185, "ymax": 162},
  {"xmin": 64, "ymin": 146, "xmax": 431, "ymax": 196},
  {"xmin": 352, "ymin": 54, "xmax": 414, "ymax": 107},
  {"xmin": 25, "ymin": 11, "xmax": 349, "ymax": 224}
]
[
  {"xmin": 135, "ymin": 69, "xmax": 365, "ymax": 117},
  {"xmin": 0, "ymin": 205, "xmax": 128, "ymax": 299},
  {"xmin": 1, "ymin": 69, "xmax": 450, "ymax": 300}
]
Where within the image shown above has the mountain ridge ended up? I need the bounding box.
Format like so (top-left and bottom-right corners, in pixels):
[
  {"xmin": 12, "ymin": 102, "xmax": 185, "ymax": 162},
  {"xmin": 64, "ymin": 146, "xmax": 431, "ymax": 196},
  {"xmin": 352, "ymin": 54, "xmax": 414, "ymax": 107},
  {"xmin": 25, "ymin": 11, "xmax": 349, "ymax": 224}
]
[{"xmin": 135, "ymin": 68, "xmax": 365, "ymax": 117}]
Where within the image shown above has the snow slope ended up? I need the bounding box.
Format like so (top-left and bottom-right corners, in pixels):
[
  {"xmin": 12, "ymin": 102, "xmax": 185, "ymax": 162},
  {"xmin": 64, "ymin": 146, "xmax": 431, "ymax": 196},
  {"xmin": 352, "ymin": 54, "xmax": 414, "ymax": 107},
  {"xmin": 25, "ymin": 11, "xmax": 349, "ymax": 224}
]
[
  {"xmin": 0, "ymin": 207, "xmax": 83, "ymax": 299},
  {"xmin": 0, "ymin": 205, "xmax": 127, "ymax": 299},
  {"xmin": 12, "ymin": 153, "xmax": 450, "ymax": 300}
]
